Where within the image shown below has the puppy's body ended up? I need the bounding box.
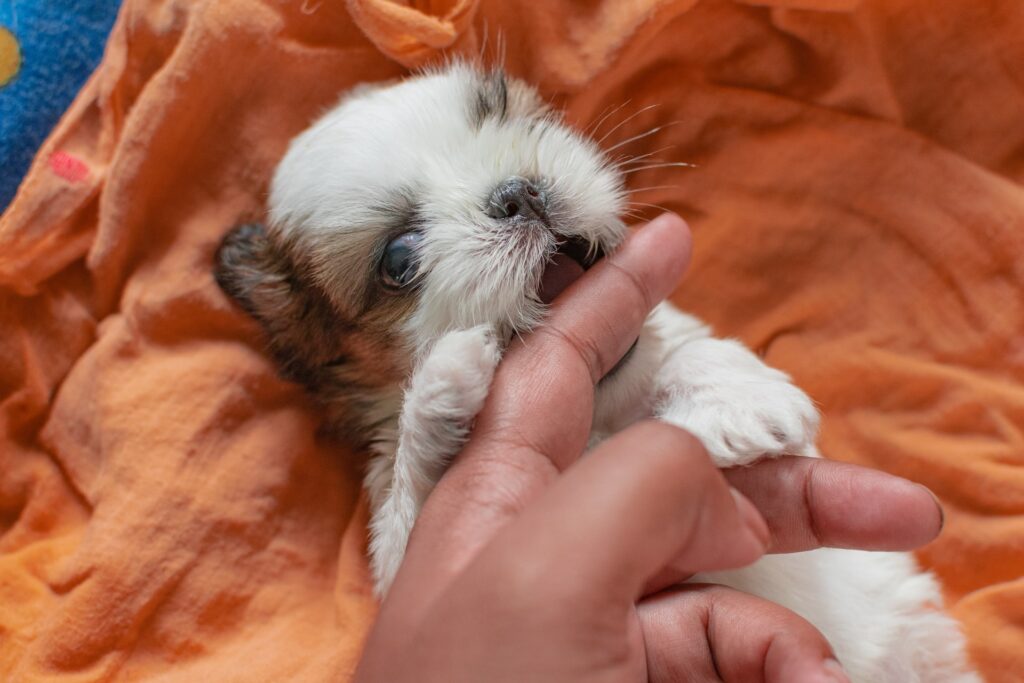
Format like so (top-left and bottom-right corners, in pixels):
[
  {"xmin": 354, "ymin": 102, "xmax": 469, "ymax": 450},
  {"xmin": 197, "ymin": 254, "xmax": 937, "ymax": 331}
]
[{"xmin": 216, "ymin": 64, "xmax": 977, "ymax": 682}]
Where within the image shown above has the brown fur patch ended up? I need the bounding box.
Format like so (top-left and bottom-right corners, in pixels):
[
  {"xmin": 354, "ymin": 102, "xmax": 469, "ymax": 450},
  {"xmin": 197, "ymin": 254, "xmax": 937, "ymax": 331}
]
[{"xmin": 214, "ymin": 223, "xmax": 412, "ymax": 443}]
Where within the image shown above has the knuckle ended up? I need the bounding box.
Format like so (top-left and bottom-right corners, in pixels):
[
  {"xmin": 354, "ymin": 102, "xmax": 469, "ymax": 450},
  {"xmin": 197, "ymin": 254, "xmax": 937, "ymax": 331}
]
[
  {"xmin": 472, "ymin": 422, "xmax": 548, "ymax": 468},
  {"xmin": 802, "ymin": 463, "xmax": 827, "ymax": 547},
  {"xmin": 534, "ymin": 323, "xmax": 608, "ymax": 384},
  {"xmin": 456, "ymin": 439, "xmax": 558, "ymax": 505},
  {"xmin": 445, "ymin": 458, "xmax": 538, "ymax": 528},
  {"xmin": 604, "ymin": 258, "xmax": 656, "ymax": 313}
]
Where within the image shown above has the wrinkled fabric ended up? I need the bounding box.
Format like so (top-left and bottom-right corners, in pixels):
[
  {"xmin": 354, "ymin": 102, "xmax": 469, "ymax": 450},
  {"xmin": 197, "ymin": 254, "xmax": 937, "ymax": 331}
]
[{"xmin": 1, "ymin": 0, "xmax": 1023, "ymax": 680}]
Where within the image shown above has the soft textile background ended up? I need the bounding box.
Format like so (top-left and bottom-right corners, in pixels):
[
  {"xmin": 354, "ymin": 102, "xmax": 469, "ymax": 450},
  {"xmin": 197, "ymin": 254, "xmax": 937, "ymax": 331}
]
[{"xmin": 1, "ymin": 0, "xmax": 1023, "ymax": 680}]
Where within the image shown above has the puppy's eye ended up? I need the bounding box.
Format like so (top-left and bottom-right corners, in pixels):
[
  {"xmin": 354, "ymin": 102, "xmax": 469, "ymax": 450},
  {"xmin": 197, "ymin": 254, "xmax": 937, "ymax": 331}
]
[{"xmin": 380, "ymin": 232, "xmax": 423, "ymax": 289}]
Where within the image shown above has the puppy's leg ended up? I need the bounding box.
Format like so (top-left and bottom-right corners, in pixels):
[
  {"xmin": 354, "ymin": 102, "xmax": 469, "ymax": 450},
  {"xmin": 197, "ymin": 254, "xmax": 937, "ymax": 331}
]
[
  {"xmin": 368, "ymin": 325, "xmax": 500, "ymax": 595},
  {"xmin": 650, "ymin": 303, "xmax": 819, "ymax": 467}
]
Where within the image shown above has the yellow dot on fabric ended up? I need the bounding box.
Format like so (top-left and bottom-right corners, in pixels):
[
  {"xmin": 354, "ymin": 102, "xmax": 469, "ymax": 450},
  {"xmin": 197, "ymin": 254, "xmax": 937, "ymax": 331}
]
[{"xmin": 0, "ymin": 27, "xmax": 21, "ymax": 87}]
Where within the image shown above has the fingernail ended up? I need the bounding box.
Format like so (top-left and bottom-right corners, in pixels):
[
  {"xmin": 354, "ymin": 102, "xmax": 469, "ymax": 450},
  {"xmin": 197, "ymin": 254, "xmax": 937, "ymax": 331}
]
[
  {"xmin": 646, "ymin": 211, "xmax": 685, "ymax": 232},
  {"xmin": 819, "ymin": 658, "xmax": 851, "ymax": 682},
  {"xmin": 731, "ymin": 488, "xmax": 770, "ymax": 549},
  {"xmin": 920, "ymin": 484, "xmax": 945, "ymax": 534}
]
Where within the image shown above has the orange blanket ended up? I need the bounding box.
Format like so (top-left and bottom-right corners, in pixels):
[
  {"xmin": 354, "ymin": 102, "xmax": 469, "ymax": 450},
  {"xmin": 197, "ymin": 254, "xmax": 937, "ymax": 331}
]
[{"xmin": 2, "ymin": 0, "xmax": 1022, "ymax": 680}]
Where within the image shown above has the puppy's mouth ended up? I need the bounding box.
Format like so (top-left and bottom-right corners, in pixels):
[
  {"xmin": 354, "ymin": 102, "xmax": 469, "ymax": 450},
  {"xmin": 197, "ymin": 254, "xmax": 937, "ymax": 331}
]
[{"xmin": 538, "ymin": 236, "xmax": 604, "ymax": 304}]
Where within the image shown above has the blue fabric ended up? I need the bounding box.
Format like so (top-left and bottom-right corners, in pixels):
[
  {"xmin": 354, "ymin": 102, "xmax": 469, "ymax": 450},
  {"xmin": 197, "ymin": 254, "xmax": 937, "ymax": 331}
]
[{"xmin": 0, "ymin": 0, "xmax": 122, "ymax": 210}]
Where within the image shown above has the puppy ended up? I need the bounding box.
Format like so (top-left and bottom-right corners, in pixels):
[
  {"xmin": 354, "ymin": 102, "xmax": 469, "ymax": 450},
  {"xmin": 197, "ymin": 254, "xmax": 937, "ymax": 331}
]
[{"xmin": 215, "ymin": 63, "xmax": 978, "ymax": 682}]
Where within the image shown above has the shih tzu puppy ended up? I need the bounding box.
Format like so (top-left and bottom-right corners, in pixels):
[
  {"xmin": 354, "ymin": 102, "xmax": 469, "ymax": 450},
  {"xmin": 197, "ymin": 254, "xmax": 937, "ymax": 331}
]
[{"xmin": 215, "ymin": 63, "xmax": 978, "ymax": 682}]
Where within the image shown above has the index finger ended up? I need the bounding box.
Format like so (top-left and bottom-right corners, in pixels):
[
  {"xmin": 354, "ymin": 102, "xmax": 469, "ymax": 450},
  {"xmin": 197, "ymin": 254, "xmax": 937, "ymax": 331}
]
[{"xmin": 725, "ymin": 456, "xmax": 944, "ymax": 553}]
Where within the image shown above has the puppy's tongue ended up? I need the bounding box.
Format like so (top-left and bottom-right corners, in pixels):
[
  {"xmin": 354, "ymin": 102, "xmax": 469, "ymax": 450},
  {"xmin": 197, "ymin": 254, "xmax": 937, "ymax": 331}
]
[{"xmin": 539, "ymin": 252, "xmax": 585, "ymax": 304}]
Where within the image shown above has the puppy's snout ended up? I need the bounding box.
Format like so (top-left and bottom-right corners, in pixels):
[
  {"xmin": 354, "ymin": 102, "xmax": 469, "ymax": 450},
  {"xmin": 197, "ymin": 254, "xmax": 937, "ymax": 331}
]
[{"xmin": 486, "ymin": 177, "xmax": 547, "ymax": 222}]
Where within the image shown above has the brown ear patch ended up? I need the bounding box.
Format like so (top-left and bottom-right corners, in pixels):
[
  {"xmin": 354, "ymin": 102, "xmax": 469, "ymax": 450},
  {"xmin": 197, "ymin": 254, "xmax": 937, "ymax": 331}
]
[
  {"xmin": 215, "ymin": 223, "xmax": 280, "ymax": 318},
  {"xmin": 214, "ymin": 223, "xmax": 409, "ymax": 442},
  {"xmin": 215, "ymin": 223, "xmax": 354, "ymax": 385}
]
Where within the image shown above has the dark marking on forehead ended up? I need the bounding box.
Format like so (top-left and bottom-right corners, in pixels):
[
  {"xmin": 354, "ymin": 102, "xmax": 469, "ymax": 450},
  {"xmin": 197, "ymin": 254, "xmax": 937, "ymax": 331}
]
[{"xmin": 472, "ymin": 69, "xmax": 509, "ymax": 128}]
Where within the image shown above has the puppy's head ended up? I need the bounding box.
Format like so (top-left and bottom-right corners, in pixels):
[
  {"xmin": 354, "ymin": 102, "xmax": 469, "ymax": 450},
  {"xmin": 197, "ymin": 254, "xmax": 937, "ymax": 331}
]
[{"xmin": 217, "ymin": 64, "xmax": 626, "ymax": 402}]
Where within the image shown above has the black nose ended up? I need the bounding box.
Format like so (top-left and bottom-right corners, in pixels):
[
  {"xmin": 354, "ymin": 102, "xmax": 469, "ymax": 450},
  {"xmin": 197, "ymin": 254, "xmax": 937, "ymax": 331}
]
[{"xmin": 486, "ymin": 177, "xmax": 547, "ymax": 222}]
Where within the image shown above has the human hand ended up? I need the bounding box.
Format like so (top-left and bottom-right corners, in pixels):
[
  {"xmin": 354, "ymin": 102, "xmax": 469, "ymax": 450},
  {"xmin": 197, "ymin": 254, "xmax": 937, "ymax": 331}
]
[{"xmin": 354, "ymin": 213, "xmax": 944, "ymax": 682}]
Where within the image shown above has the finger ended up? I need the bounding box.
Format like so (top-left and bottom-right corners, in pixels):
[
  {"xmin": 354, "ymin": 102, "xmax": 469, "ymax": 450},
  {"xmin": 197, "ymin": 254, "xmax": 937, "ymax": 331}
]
[
  {"xmin": 725, "ymin": 456, "xmax": 944, "ymax": 553},
  {"xmin": 643, "ymin": 456, "xmax": 945, "ymax": 595},
  {"xmin": 467, "ymin": 421, "xmax": 767, "ymax": 603},
  {"xmin": 641, "ymin": 489, "xmax": 769, "ymax": 595},
  {"xmin": 468, "ymin": 211, "xmax": 692, "ymax": 471},
  {"xmin": 390, "ymin": 215, "xmax": 691, "ymax": 605},
  {"xmin": 640, "ymin": 584, "xmax": 850, "ymax": 683}
]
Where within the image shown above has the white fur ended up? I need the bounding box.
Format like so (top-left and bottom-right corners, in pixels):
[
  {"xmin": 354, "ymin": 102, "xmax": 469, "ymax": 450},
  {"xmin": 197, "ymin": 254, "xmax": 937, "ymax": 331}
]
[
  {"xmin": 268, "ymin": 64, "xmax": 978, "ymax": 681},
  {"xmin": 368, "ymin": 325, "xmax": 500, "ymax": 590},
  {"xmin": 654, "ymin": 330, "xmax": 820, "ymax": 464}
]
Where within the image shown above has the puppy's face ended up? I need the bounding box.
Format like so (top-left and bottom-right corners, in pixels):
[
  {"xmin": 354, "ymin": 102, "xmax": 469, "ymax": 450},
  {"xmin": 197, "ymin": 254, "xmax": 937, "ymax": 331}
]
[{"xmin": 267, "ymin": 64, "xmax": 626, "ymax": 355}]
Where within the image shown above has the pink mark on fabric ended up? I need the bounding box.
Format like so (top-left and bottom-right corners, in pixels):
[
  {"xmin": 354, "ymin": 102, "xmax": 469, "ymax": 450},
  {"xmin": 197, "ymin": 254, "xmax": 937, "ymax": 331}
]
[{"xmin": 49, "ymin": 151, "xmax": 90, "ymax": 183}]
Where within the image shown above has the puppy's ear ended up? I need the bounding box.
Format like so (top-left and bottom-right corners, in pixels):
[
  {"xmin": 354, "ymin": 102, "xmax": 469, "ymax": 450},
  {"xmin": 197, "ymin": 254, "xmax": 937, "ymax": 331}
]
[
  {"xmin": 215, "ymin": 223, "xmax": 283, "ymax": 319},
  {"xmin": 214, "ymin": 223, "xmax": 347, "ymax": 383}
]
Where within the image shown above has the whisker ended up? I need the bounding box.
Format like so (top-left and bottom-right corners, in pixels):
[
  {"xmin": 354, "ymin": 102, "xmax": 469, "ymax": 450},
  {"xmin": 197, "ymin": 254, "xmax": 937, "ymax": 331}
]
[
  {"xmin": 494, "ymin": 28, "xmax": 507, "ymax": 70},
  {"xmin": 542, "ymin": 91, "xmax": 562, "ymax": 117},
  {"xmin": 622, "ymin": 162, "xmax": 698, "ymax": 175},
  {"xmin": 604, "ymin": 121, "xmax": 681, "ymax": 153},
  {"xmin": 585, "ymin": 99, "xmax": 632, "ymax": 139},
  {"xmin": 613, "ymin": 144, "xmax": 678, "ymax": 168},
  {"xmin": 627, "ymin": 184, "xmax": 682, "ymax": 194},
  {"xmin": 477, "ymin": 21, "xmax": 488, "ymax": 63},
  {"xmin": 628, "ymin": 201, "xmax": 673, "ymax": 214},
  {"xmin": 512, "ymin": 316, "xmax": 527, "ymax": 344},
  {"xmin": 597, "ymin": 103, "xmax": 662, "ymax": 145}
]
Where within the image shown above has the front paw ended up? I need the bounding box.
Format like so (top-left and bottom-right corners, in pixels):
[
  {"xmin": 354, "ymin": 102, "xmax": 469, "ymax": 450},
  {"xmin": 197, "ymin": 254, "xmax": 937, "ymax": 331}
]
[
  {"xmin": 656, "ymin": 339, "xmax": 819, "ymax": 467},
  {"xmin": 410, "ymin": 324, "xmax": 501, "ymax": 424}
]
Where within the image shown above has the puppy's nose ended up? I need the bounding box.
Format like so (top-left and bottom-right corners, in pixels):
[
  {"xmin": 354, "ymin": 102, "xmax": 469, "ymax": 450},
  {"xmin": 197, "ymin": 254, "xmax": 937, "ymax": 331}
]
[{"xmin": 486, "ymin": 177, "xmax": 547, "ymax": 222}]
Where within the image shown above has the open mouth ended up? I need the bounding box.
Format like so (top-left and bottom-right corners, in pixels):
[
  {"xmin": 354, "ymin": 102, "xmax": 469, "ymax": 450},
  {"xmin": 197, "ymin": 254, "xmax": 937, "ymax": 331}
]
[{"xmin": 538, "ymin": 236, "xmax": 604, "ymax": 304}]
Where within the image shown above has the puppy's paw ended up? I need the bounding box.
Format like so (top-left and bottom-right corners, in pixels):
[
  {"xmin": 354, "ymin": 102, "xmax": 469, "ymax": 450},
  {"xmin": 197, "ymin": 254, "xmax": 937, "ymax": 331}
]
[
  {"xmin": 655, "ymin": 338, "xmax": 819, "ymax": 467},
  {"xmin": 411, "ymin": 324, "xmax": 501, "ymax": 425}
]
